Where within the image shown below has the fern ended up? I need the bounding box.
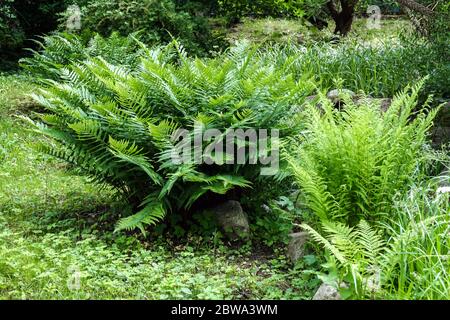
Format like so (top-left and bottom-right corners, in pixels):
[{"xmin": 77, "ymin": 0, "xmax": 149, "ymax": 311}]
[
  {"xmin": 302, "ymin": 220, "xmax": 386, "ymax": 299},
  {"xmin": 25, "ymin": 40, "xmax": 312, "ymax": 234},
  {"xmin": 286, "ymin": 82, "xmax": 440, "ymax": 226}
]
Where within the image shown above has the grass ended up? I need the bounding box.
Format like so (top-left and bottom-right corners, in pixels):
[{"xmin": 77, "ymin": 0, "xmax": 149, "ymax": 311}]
[
  {"xmin": 381, "ymin": 180, "xmax": 450, "ymax": 300},
  {"xmin": 0, "ymin": 74, "xmax": 319, "ymax": 299},
  {"xmin": 225, "ymin": 17, "xmax": 414, "ymax": 47},
  {"xmin": 226, "ymin": 17, "xmax": 324, "ymax": 45},
  {"xmin": 225, "ymin": 17, "xmax": 444, "ymax": 98}
]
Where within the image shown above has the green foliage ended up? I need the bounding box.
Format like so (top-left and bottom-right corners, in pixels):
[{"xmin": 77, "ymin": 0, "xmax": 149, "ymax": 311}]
[
  {"xmin": 72, "ymin": 0, "xmax": 221, "ymax": 55},
  {"xmin": 20, "ymin": 32, "xmax": 143, "ymax": 81},
  {"xmin": 226, "ymin": 17, "xmax": 328, "ymax": 46},
  {"xmin": 380, "ymin": 179, "xmax": 450, "ymax": 299},
  {"xmin": 265, "ymin": 37, "xmax": 449, "ymax": 98},
  {"xmin": 0, "ymin": 74, "xmax": 319, "ymax": 300},
  {"xmin": 0, "ymin": 227, "xmax": 257, "ymax": 299},
  {"xmin": 303, "ymin": 177, "xmax": 450, "ymax": 300},
  {"xmin": 217, "ymin": 0, "xmax": 327, "ymax": 22},
  {"xmin": 0, "ymin": 0, "xmax": 25, "ymax": 51},
  {"xmin": 251, "ymin": 198, "xmax": 295, "ymax": 247},
  {"xmin": 302, "ymin": 220, "xmax": 385, "ymax": 299},
  {"xmin": 24, "ymin": 41, "xmax": 313, "ymax": 233},
  {"xmin": 355, "ymin": 0, "xmax": 400, "ymax": 15},
  {"xmin": 0, "ymin": 0, "xmax": 74, "ymax": 51},
  {"xmin": 286, "ymin": 80, "xmax": 439, "ymax": 226}
]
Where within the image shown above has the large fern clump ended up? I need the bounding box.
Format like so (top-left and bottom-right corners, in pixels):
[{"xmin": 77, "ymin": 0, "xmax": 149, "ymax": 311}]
[
  {"xmin": 24, "ymin": 41, "xmax": 313, "ymax": 234},
  {"xmin": 286, "ymin": 80, "xmax": 440, "ymax": 226}
]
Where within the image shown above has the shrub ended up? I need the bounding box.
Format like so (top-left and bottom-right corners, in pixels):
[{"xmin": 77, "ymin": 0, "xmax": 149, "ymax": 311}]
[
  {"xmin": 0, "ymin": 0, "xmax": 25, "ymax": 51},
  {"xmin": 20, "ymin": 32, "xmax": 143, "ymax": 81},
  {"xmin": 70, "ymin": 0, "xmax": 221, "ymax": 55},
  {"xmin": 285, "ymin": 80, "xmax": 440, "ymax": 226},
  {"xmin": 23, "ymin": 41, "xmax": 314, "ymax": 234}
]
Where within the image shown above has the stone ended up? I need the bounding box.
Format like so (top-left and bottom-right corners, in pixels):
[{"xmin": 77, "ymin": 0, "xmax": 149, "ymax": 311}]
[
  {"xmin": 213, "ymin": 200, "xmax": 249, "ymax": 240},
  {"xmin": 287, "ymin": 232, "xmax": 309, "ymax": 263},
  {"xmin": 366, "ymin": 271, "xmax": 381, "ymax": 294},
  {"xmin": 312, "ymin": 283, "xmax": 342, "ymax": 300},
  {"xmin": 326, "ymin": 89, "xmax": 356, "ymax": 105},
  {"xmin": 379, "ymin": 98, "xmax": 392, "ymax": 112},
  {"xmin": 355, "ymin": 97, "xmax": 392, "ymax": 112}
]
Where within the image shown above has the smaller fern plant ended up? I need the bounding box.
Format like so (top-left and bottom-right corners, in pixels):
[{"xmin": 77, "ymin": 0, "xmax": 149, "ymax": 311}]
[{"xmin": 302, "ymin": 220, "xmax": 386, "ymax": 299}]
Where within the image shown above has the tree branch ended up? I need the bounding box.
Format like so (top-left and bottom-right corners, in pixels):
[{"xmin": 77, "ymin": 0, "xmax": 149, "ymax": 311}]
[{"xmin": 396, "ymin": 0, "xmax": 435, "ymax": 16}]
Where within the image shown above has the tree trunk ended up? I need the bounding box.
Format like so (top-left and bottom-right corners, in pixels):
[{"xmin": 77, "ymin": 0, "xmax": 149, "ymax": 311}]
[
  {"xmin": 327, "ymin": 1, "xmax": 357, "ymax": 36},
  {"xmin": 333, "ymin": 7, "xmax": 355, "ymax": 35}
]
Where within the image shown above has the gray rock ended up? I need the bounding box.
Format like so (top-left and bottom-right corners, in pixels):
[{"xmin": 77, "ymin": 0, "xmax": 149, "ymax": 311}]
[
  {"xmin": 213, "ymin": 200, "xmax": 249, "ymax": 240},
  {"xmin": 355, "ymin": 97, "xmax": 392, "ymax": 112},
  {"xmin": 312, "ymin": 283, "xmax": 342, "ymax": 300},
  {"xmin": 366, "ymin": 273, "xmax": 381, "ymax": 294},
  {"xmin": 431, "ymin": 103, "xmax": 450, "ymax": 148},
  {"xmin": 287, "ymin": 232, "xmax": 309, "ymax": 263},
  {"xmin": 326, "ymin": 89, "xmax": 356, "ymax": 104}
]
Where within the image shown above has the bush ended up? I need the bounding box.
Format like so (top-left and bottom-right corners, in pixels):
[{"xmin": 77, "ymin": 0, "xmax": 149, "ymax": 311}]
[
  {"xmin": 24, "ymin": 41, "xmax": 314, "ymax": 234},
  {"xmin": 20, "ymin": 32, "xmax": 143, "ymax": 81},
  {"xmin": 0, "ymin": 0, "xmax": 25, "ymax": 51},
  {"xmin": 285, "ymin": 80, "xmax": 439, "ymax": 226},
  {"xmin": 70, "ymin": 0, "xmax": 222, "ymax": 55}
]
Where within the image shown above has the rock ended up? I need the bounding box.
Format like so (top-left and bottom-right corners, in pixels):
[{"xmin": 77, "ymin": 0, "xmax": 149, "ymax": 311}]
[
  {"xmin": 379, "ymin": 98, "xmax": 392, "ymax": 112},
  {"xmin": 431, "ymin": 102, "xmax": 450, "ymax": 148},
  {"xmin": 213, "ymin": 200, "xmax": 250, "ymax": 240},
  {"xmin": 287, "ymin": 232, "xmax": 309, "ymax": 263},
  {"xmin": 312, "ymin": 283, "xmax": 342, "ymax": 300},
  {"xmin": 355, "ymin": 97, "xmax": 392, "ymax": 112},
  {"xmin": 326, "ymin": 89, "xmax": 356, "ymax": 105},
  {"xmin": 366, "ymin": 271, "xmax": 381, "ymax": 294}
]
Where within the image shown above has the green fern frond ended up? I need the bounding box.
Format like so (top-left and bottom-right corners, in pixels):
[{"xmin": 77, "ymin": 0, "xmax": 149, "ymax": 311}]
[{"xmin": 115, "ymin": 197, "xmax": 166, "ymax": 236}]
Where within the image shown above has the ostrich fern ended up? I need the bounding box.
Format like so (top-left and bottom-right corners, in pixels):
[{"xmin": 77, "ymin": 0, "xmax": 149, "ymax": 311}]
[
  {"xmin": 286, "ymin": 79, "xmax": 440, "ymax": 226},
  {"xmin": 302, "ymin": 220, "xmax": 386, "ymax": 299},
  {"xmin": 24, "ymin": 41, "xmax": 312, "ymax": 234}
]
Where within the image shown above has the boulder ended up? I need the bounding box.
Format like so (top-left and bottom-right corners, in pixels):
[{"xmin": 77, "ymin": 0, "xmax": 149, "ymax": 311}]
[
  {"xmin": 312, "ymin": 283, "xmax": 342, "ymax": 300},
  {"xmin": 326, "ymin": 89, "xmax": 356, "ymax": 105},
  {"xmin": 213, "ymin": 200, "xmax": 250, "ymax": 240},
  {"xmin": 355, "ymin": 97, "xmax": 392, "ymax": 112},
  {"xmin": 287, "ymin": 232, "xmax": 309, "ymax": 263}
]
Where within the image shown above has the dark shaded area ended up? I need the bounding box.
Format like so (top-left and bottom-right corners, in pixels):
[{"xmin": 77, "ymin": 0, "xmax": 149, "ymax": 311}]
[{"xmin": 0, "ymin": 0, "xmax": 69, "ymax": 71}]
